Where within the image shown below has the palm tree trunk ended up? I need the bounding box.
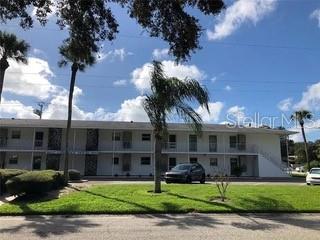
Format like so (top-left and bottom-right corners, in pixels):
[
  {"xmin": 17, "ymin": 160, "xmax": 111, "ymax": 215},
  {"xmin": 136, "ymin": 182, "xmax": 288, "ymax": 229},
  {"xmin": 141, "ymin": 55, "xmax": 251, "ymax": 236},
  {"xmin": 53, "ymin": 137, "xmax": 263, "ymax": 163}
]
[
  {"xmin": 64, "ymin": 63, "xmax": 78, "ymax": 185},
  {"xmin": 154, "ymin": 135, "xmax": 162, "ymax": 193},
  {"xmin": 0, "ymin": 57, "xmax": 9, "ymax": 103},
  {"xmin": 301, "ymin": 125, "xmax": 310, "ymax": 171}
]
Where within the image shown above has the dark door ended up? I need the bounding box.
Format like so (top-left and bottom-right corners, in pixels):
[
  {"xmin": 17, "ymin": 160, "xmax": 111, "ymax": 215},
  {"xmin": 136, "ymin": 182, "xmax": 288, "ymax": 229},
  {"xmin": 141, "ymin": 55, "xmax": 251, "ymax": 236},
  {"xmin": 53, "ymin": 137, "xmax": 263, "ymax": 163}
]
[
  {"xmin": 122, "ymin": 153, "xmax": 131, "ymax": 172},
  {"xmin": 85, "ymin": 154, "xmax": 98, "ymax": 176},
  {"xmin": 46, "ymin": 154, "xmax": 60, "ymax": 170},
  {"xmin": 230, "ymin": 158, "xmax": 239, "ymax": 176}
]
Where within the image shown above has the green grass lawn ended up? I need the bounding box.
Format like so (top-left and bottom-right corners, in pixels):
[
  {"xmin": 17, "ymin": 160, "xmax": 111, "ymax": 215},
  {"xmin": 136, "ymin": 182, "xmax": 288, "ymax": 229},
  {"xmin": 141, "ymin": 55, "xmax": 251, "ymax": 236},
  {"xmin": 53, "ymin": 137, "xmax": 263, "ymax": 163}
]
[{"xmin": 0, "ymin": 184, "xmax": 319, "ymax": 215}]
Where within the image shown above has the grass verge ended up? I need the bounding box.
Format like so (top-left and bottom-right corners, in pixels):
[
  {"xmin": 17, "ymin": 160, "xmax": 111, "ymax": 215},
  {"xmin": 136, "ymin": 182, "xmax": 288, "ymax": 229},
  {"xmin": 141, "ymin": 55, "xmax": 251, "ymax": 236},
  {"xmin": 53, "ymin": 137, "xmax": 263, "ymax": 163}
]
[{"xmin": 0, "ymin": 184, "xmax": 319, "ymax": 215}]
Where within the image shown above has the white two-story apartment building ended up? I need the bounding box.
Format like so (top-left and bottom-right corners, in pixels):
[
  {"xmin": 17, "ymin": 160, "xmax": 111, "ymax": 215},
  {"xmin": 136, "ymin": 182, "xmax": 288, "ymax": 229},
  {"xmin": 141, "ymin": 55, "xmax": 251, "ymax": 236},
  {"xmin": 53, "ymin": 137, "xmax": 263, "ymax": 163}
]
[{"xmin": 0, "ymin": 119, "xmax": 296, "ymax": 178}]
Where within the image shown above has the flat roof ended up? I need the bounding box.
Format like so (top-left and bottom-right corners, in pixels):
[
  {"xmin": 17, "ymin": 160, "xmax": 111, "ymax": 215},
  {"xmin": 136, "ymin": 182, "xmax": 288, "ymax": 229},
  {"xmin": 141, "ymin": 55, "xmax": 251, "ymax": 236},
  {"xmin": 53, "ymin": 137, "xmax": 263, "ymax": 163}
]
[{"xmin": 0, "ymin": 118, "xmax": 297, "ymax": 135}]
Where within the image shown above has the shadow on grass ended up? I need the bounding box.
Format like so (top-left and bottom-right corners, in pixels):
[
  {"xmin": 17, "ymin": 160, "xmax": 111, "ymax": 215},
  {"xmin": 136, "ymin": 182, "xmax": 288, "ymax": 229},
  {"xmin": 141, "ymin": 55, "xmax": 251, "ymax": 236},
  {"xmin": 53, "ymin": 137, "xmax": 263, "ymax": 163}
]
[{"xmin": 0, "ymin": 215, "xmax": 100, "ymax": 238}]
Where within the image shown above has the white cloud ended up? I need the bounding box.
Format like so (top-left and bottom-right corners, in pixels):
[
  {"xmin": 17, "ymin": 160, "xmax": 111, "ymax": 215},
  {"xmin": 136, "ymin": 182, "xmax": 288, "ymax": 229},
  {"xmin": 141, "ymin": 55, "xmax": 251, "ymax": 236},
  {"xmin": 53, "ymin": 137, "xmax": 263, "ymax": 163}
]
[
  {"xmin": 207, "ymin": 0, "xmax": 277, "ymax": 40},
  {"xmin": 106, "ymin": 96, "xmax": 148, "ymax": 122},
  {"xmin": 310, "ymin": 9, "xmax": 320, "ymax": 27},
  {"xmin": 278, "ymin": 98, "xmax": 292, "ymax": 112},
  {"xmin": 227, "ymin": 105, "xmax": 246, "ymax": 123},
  {"xmin": 97, "ymin": 48, "xmax": 133, "ymax": 62},
  {"xmin": 225, "ymin": 85, "xmax": 232, "ymax": 91},
  {"xmin": 196, "ymin": 102, "xmax": 224, "ymax": 123},
  {"xmin": 0, "ymin": 98, "xmax": 37, "ymax": 119},
  {"xmin": 131, "ymin": 60, "xmax": 206, "ymax": 92},
  {"xmin": 152, "ymin": 48, "xmax": 169, "ymax": 60},
  {"xmin": 4, "ymin": 57, "xmax": 57, "ymax": 100},
  {"xmin": 113, "ymin": 79, "xmax": 127, "ymax": 86},
  {"xmin": 293, "ymin": 82, "xmax": 320, "ymax": 111}
]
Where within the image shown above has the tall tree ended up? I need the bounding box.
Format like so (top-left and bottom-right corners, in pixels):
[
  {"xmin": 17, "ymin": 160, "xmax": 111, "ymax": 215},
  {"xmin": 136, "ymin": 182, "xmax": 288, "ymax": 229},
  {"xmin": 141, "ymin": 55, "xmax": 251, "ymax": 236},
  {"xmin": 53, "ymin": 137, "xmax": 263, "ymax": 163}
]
[
  {"xmin": 144, "ymin": 61, "xmax": 210, "ymax": 193},
  {"xmin": 58, "ymin": 39, "xmax": 96, "ymax": 184},
  {"xmin": 56, "ymin": 0, "xmax": 119, "ymax": 183},
  {"xmin": 291, "ymin": 110, "xmax": 312, "ymax": 171},
  {"xmin": 0, "ymin": 31, "xmax": 29, "ymax": 103}
]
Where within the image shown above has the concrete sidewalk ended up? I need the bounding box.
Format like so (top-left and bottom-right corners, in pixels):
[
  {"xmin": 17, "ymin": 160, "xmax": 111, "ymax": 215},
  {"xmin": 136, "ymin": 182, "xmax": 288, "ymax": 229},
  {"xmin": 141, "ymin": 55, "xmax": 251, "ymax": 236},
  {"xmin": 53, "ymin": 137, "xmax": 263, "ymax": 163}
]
[{"xmin": 0, "ymin": 213, "xmax": 318, "ymax": 240}]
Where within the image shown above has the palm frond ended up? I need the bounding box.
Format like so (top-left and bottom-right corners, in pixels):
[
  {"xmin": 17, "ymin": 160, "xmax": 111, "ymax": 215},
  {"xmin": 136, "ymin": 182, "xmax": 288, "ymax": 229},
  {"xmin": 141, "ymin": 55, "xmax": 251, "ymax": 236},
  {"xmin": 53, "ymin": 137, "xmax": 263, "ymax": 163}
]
[
  {"xmin": 175, "ymin": 101, "xmax": 203, "ymax": 134},
  {"xmin": 0, "ymin": 31, "xmax": 29, "ymax": 63}
]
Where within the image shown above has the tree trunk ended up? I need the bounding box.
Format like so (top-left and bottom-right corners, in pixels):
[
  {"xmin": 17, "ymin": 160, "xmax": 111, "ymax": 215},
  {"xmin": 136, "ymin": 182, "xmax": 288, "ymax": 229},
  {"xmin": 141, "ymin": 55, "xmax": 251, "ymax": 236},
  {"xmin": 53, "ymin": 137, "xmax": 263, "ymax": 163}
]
[
  {"xmin": 0, "ymin": 57, "xmax": 9, "ymax": 103},
  {"xmin": 154, "ymin": 135, "xmax": 162, "ymax": 193},
  {"xmin": 301, "ymin": 125, "xmax": 310, "ymax": 171},
  {"xmin": 64, "ymin": 63, "xmax": 78, "ymax": 185}
]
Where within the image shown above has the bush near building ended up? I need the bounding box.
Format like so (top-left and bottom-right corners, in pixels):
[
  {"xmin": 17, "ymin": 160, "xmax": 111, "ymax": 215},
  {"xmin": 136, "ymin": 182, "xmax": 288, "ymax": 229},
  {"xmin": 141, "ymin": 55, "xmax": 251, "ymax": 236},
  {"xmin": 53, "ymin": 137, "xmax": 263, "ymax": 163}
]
[
  {"xmin": 0, "ymin": 169, "xmax": 28, "ymax": 194},
  {"xmin": 68, "ymin": 169, "xmax": 81, "ymax": 181},
  {"xmin": 5, "ymin": 170, "xmax": 65, "ymax": 196}
]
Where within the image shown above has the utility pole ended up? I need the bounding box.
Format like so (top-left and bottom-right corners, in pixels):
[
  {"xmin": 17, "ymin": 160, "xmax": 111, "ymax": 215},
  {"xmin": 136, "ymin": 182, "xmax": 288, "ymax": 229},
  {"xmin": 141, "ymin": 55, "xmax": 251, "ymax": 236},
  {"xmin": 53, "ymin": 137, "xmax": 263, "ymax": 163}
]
[{"xmin": 33, "ymin": 101, "xmax": 46, "ymax": 119}]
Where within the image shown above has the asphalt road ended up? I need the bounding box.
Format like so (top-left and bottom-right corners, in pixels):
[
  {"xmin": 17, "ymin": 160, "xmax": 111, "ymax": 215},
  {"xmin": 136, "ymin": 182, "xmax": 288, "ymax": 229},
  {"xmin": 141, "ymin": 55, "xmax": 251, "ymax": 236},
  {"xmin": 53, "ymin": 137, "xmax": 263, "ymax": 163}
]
[{"xmin": 0, "ymin": 213, "xmax": 319, "ymax": 240}]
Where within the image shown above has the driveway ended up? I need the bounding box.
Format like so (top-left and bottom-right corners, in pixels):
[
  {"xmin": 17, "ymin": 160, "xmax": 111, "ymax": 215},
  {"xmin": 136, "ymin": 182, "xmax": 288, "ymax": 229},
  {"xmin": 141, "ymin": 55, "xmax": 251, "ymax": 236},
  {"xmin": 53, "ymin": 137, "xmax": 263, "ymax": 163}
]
[{"xmin": 0, "ymin": 213, "xmax": 318, "ymax": 239}]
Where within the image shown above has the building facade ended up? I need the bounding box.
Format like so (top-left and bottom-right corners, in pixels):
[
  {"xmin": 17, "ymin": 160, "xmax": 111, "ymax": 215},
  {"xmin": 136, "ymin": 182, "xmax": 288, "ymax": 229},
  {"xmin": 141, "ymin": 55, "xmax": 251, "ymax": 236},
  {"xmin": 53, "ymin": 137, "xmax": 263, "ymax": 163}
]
[{"xmin": 0, "ymin": 119, "xmax": 295, "ymax": 178}]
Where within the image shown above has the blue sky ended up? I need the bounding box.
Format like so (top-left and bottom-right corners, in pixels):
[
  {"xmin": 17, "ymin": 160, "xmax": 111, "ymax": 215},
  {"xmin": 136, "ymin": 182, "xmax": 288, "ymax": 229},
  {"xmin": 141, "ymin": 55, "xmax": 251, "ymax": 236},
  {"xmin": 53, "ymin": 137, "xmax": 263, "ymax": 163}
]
[{"xmin": 1, "ymin": 0, "xmax": 320, "ymax": 142}]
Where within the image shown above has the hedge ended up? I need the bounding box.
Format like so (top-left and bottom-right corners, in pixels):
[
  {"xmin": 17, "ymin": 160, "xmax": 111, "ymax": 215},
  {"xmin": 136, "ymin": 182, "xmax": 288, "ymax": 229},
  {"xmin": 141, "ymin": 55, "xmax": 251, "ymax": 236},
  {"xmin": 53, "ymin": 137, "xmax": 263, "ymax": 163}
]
[
  {"xmin": 0, "ymin": 169, "xmax": 28, "ymax": 193},
  {"xmin": 68, "ymin": 169, "xmax": 81, "ymax": 181},
  {"xmin": 5, "ymin": 170, "xmax": 65, "ymax": 195}
]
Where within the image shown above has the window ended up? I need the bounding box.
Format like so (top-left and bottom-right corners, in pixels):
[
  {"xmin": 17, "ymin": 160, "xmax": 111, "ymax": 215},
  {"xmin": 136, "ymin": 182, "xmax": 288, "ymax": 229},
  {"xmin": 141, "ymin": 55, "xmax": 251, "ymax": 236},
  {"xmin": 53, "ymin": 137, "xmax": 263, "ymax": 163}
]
[
  {"xmin": 229, "ymin": 136, "xmax": 237, "ymax": 148},
  {"xmin": 210, "ymin": 158, "xmax": 218, "ymax": 167},
  {"xmin": 189, "ymin": 135, "xmax": 197, "ymax": 151},
  {"xmin": 168, "ymin": 135, "xmax": 176, "ymax": 149},
  {"xmin": 113, "ymin": 157, "xmax": 119, "ymax": 165},
  {"xmin": 141, "ymin": 157, "xmax": 151, "ymax": 165},
  {"xmin": 33, "ymin": 156, "xmax": 41, "ymax": 170},
  {"xmin": 142, "ymin": 134, "xmax": 151, "ymax": 141},
  {"xmin": 209, "ymin": 135, "xmax": 217, "ymax": 152},
  {"xmin": 112, "ymin": 132, "xmax": 121, "ymax": 141},
  {"xmin": 11, "ymin": 130, "xmax": 21, "ymax": 139},
  {"xmin": 190, "ymin": 157, "xmax": 197, "ymax": 163},
  {"xmin": 34, "ymin": 132, "xmax": 44, "ymax": 147},
  {"xmin": 9, "ymin": 155, "xmax": 18, "ymax": 164},
  {"xmin": 238, "ymin": 134, "xmax": 246, "ymax": 150},
  {"xmin": 169, "ymin": 157, "xmax": 176, "ymax": 169}
]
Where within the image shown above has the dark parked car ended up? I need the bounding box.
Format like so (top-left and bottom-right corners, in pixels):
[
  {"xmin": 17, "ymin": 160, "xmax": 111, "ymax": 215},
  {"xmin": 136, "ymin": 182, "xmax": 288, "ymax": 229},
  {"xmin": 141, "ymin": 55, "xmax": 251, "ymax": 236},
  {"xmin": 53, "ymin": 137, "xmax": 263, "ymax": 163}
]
[{"xmin": 165, "ymin": 163, "xmax": 206, "ymax": 184}]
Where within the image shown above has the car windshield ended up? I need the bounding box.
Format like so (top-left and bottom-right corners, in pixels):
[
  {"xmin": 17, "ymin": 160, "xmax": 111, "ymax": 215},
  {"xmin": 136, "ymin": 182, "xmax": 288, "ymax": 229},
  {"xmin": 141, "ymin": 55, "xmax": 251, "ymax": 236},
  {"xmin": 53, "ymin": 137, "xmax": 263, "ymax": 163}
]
[
  {"xmin": 172, "ymin": 164, "xmax": 191, "ymax": 171},
  {"xmin": 310, "ymin": 169, "xmax": 320, "ymax": 174}
]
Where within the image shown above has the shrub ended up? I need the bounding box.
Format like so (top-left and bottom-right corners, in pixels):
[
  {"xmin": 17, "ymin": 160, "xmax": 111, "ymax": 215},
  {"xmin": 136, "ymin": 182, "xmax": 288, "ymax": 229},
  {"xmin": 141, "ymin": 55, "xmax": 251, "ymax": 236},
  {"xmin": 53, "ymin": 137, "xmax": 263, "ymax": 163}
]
[
  {"xmin": 305, "ymin": 161, "xmax": 320, "ymax": 171},
  {"xmin": 68, "ymin": 169, "xmax": 81, "ymax": 181},
  {"xmin": 5, "ymin": 170, "xmax": 65, "ymax": 195},
  {"xmin": 0, "ymin": 169, "xmax": 28, "ymax": 193}
]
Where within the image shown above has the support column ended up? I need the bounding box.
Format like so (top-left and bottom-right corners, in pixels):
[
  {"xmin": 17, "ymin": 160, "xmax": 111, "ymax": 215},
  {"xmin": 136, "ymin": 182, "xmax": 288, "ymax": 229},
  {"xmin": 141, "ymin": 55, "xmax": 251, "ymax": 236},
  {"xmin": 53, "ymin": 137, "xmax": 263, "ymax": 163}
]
[
  {"xmin": 112, "ymin": 130, "xmax": 115, "ymax": 176},
  {"xmin": 286, "ymin": 135, "xmax": 290, "ymax": 172},
  {"xmin": 223, "ymin": 133, "xmax": 226, "ymax": 175},
  {"xmin": 30, "ymin": 128, "xmax": 36, "ymax": 170},
  {"xmin": 151, "ymin": 130, "xmax": 154, "ymax": 177}
]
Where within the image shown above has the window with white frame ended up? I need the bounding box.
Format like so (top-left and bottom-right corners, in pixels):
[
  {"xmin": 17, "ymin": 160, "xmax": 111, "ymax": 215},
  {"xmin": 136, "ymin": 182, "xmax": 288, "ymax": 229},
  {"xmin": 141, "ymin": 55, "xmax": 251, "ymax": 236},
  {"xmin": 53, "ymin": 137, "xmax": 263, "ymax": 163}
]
[
  {"xmin": 142, "ymin": 134, "xmax": 151, "ymax": 141},
  {"xmin": 210, "ymin": 158, "xmax": 218, "ymax": 167},
  {"xmin": 9, "ymin": 155, "xmax": 18, "ymax": 164},
  {"xmin": 112, "ymin": 132, "xmax": 121, "ymax": 141},
  {"xmin": 11, "ymin": 130, "xmax": 21, "ymax": 139},
  {"xmin": 113, "ymin": 157, "xmax": 119, "ymax": 165},
  {"xmin": 140, "ymin": 157, "xmax": 151, "ymax": 165}
]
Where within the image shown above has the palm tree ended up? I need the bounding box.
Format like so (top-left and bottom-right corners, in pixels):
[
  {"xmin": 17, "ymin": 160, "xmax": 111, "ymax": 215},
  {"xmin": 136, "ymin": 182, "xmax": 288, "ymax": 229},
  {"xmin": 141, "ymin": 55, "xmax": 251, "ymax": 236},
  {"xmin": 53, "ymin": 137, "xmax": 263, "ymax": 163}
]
[
  {"xmin": 144, "ymin": 61, "xmax": 210, "ymax": 193},
  {"xmin": 0, "ymin": 31, "xmax": 29, "ymax": 102},
  {"xmin": 291, "ymin": 110, "xmax": 312, "ymax": 171},
  {"xmin": 59, "ymin": 39, "xmax": 96, "ymax": 184}
]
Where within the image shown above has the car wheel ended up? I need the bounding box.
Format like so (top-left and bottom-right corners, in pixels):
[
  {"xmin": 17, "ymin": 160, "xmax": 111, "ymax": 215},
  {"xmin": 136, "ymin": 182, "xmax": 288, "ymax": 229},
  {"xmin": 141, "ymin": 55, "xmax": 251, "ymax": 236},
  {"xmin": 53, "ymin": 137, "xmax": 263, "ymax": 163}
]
[
  {"xmin": 165, "ymin": 180, "xmax": 171, "ymax": 184},
  {"xmin": 186, "ymin": 176, "xmax": 192, "ymax": 184},
  {"xmin": 200, "ymin": 175, "xmax": 205, "ymax": 184},
  {"xmin": 306, "ymin": 182, "xmax": 311, "ymax": 185}
]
